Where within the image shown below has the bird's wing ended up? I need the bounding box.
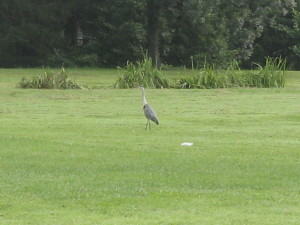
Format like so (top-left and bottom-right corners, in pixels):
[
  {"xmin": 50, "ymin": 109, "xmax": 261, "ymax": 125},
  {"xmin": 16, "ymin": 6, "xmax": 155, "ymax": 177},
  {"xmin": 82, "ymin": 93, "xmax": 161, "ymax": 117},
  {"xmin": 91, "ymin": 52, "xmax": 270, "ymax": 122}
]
[{"xmin": 143, "ymin": 104, "xmax": 159, "ymax": 124}]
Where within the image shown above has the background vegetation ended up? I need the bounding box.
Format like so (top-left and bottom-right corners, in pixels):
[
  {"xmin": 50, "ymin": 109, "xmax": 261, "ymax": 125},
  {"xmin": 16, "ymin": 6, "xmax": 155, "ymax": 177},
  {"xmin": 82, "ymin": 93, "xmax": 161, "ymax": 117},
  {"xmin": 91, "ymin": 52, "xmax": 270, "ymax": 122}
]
[
  {"xmin": 1, "ymin": 0, "xmax": 300, "ymax": 69},
  {"xmin": 18, "ymin": 67, "xmax": 83, "ymax": 89},
  {"xmin": 113, "ymin": 56, "xmax": 287, "ymax": 89}
]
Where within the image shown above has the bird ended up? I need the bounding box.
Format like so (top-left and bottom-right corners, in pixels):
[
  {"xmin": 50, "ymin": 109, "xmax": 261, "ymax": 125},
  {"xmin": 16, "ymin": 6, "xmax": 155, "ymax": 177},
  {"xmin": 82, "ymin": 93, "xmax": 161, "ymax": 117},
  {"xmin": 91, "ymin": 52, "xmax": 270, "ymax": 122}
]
[{"xmin": 139, "ymin": 86, "xmax": 159, "ymax": 130}]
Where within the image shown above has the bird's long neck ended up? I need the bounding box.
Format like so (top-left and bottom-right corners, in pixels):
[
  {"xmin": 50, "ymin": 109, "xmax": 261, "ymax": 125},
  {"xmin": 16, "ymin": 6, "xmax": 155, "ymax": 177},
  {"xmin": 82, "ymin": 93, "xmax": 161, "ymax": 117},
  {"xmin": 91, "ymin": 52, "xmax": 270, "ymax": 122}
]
[{"xmin": 141, "ymin": 88, "xmax": 147, "ymax": 105}]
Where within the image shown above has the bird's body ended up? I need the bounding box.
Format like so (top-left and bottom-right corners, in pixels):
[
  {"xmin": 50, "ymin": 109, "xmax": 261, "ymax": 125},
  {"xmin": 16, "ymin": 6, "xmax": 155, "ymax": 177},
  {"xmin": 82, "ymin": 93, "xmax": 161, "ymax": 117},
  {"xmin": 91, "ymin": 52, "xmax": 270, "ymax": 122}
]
[
  {"xmin": 143, "ymin": 104, "xmax": 159, "ymax": 125},
  {"xmin": 139, "ymin": 86, "xmax": 159, "ymax": 129}
]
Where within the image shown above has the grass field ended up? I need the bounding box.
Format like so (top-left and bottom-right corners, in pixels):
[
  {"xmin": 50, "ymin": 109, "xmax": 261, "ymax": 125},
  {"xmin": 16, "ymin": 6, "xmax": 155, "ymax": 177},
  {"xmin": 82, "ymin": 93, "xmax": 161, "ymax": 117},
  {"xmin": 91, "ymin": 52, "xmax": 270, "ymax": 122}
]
[{"xmin": 1, "ymin": 68, "xmax": 300, "ymax": 224}]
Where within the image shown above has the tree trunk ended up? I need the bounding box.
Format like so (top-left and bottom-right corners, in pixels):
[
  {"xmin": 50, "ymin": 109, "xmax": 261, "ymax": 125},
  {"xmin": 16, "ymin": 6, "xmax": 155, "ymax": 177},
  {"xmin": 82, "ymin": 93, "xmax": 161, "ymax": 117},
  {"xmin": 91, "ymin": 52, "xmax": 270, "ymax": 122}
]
[{"xmin": 146, "ymin": 0, "xmax": 161, "ymax": 67}]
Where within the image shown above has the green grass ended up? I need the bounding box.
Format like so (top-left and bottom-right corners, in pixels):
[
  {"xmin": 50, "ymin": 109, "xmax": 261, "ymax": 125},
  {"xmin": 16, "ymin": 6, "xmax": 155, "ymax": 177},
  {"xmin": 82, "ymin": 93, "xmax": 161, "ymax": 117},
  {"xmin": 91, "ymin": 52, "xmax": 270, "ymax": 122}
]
[{"xmin": 1, "ymin": 68, "xmax": 300, "ymax": 224}]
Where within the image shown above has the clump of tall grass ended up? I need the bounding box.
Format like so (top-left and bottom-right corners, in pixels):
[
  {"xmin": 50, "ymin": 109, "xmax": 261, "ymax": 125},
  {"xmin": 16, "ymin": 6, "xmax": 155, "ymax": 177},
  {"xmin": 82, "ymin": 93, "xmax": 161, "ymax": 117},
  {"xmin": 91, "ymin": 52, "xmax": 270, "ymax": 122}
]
[
  {"xmin": 174, "ymin": 61, "xmax": 234, "ymax": 89},
  {"xmin": 113, "ymin": 56, "xmax": 286, "ymax": 89},
  {"xmin": 251, "ymin": 57, "xmax": 286, "ymax": 88},
  {"xmin": 174, "ymin": 57, "xmax": 287, "ymax": 89},
  {"xmin": 18, "ymin": 66, "xmax": 83, "ymax": 89},
  {"xmin": 113, "ymin": 53, "xmax": 170, "ymax": 88}
]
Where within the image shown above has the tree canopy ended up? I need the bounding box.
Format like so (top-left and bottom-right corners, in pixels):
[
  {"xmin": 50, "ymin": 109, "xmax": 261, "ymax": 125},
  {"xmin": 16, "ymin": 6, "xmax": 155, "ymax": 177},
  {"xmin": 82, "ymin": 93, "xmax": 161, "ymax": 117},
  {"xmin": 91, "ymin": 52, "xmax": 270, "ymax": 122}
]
[{"xmin": 0, "ymin": 0, "xmax": 299, "ymax": 69}]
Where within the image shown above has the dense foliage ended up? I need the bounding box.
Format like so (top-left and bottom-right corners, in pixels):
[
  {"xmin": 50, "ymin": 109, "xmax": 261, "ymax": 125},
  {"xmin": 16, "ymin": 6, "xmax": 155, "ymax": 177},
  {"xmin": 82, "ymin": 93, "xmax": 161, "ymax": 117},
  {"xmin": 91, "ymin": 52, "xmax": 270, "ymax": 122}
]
[{"xmin": 0, "ymin": 0, "xmax": 299, "ymax": 68}]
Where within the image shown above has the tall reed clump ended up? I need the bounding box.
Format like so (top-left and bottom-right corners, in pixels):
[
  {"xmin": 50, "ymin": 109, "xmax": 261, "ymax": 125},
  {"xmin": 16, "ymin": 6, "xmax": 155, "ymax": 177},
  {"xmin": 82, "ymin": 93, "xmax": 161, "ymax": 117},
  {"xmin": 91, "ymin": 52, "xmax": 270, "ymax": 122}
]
[
  {"xmin": 18, "ymin": 66, "xmax": 83, "ymax": 89},
  {"xmin": 113, "ymin": 53, "xmax": 170, "ymax": 88},
  {"xmin": 251, "ymin": 57, "xmax": 287, "ymax": 88},
  {"xmin": 174, "ymin": 62, "xmax": 232, "ymax": 89},
  {"xmin": 174, "ymin": 57, "xmax": 287, "ymax": 89}
]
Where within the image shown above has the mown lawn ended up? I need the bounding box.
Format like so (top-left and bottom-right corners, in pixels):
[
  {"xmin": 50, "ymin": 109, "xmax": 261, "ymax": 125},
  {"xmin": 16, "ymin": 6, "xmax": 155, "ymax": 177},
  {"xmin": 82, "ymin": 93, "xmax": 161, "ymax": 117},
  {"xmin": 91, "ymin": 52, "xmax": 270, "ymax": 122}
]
[{"xmin": 0, "ymin": 68, "xmax": 300, "ymax": 224}]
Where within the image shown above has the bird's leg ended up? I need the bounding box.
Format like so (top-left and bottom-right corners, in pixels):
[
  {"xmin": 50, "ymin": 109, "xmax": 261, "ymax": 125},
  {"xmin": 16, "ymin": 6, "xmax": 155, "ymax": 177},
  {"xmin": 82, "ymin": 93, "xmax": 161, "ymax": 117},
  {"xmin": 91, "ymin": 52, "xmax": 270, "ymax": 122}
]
[
  {"xmin": 145, "ymin": 119, "xmax": 149, "ymax": 130},
  {"xmin": 149, "ymin": 120, "xmax": 151, "ymax": 130}
]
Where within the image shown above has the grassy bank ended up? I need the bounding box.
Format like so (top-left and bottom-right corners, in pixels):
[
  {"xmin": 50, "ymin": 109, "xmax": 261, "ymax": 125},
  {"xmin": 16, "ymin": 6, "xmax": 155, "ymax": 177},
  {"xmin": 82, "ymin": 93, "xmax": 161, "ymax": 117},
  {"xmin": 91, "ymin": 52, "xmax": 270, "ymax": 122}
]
[{"xmin": 0, "ymin": 68, "xmax": 300, "ymax": 224}]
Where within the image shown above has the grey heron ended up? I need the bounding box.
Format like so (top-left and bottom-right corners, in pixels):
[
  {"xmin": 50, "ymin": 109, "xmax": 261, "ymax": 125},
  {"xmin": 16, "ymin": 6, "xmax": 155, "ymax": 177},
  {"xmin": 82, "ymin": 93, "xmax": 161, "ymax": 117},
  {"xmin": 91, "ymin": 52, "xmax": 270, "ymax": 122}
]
[{"xmin": 139, "ymin": 86, "xmax": 159, "ymax": 129}]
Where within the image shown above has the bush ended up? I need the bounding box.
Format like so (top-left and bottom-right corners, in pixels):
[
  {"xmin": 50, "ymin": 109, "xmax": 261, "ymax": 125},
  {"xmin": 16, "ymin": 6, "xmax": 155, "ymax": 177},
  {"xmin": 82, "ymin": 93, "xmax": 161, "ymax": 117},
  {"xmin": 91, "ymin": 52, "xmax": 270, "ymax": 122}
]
[
  {"xmin": 18, "ymin": 67, "xmax": 83, "ymax": 89},
  {"xmin": 46, "ymin": 49, "xmax": 75, "ymax": 67},
  {"xmin": 75, "ymin": 54, "xmax": 99, "ymax": 67}
]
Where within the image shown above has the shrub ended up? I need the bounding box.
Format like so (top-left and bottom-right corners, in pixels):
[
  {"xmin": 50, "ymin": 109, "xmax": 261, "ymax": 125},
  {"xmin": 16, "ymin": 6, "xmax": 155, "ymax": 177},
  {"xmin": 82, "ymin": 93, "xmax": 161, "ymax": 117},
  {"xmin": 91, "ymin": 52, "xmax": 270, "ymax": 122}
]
[
  {"xmin": 46, "ymin": 49, "xmax": 75, "ymax": 67},
  {"xmin": 18, "ymin": 67, "xmax": 83, "ymax": 89},
  {"xmin": 75, "ymin": 54, "xmax": 99, "ymax": 67}
]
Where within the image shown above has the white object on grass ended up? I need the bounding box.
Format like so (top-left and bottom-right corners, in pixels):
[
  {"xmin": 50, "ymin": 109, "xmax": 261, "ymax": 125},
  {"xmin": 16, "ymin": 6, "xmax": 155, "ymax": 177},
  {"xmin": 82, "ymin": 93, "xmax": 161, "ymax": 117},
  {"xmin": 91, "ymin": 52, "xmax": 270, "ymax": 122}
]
[{"xmin": 181, "ymin": 142, "xmax": 194, "ymax": 146}]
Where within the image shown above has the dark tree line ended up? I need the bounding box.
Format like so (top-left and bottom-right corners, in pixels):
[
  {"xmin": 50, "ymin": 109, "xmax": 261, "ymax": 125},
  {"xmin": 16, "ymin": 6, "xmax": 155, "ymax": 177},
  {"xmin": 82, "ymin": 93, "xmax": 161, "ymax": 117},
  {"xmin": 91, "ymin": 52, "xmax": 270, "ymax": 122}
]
[{"xmin": 0, "ymin": 0, "xmax": 300, "ymax": 69}]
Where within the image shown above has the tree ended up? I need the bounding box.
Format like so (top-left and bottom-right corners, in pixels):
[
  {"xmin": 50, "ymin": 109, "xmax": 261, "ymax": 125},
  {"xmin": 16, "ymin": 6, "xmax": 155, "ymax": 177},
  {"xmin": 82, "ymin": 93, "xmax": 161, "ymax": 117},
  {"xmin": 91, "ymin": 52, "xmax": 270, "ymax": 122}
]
[
  {"xmin": 287, "ymin": 8, "xmax": 300, "ymax": 64},
  {"xmin": 166, "ymin": 0, "xmax": 231, "ymax": 67},
  {"xmin": 0, "ymin": 0, "xmax": 79, "ymax": 67},
  {"xmin": 249, "ymin": 0, "xmax": 298, "ymax": 68},
  {"xmin": 81, "ymin": 0, "xmax": 147, "ymax": 67},
  {"xmin": 146, "ymin": 0, "xmax": 162, "ymax": 66},
  {"xmin": 0, "ymin": 0, "xmax": 299, "ymax": 68}
]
